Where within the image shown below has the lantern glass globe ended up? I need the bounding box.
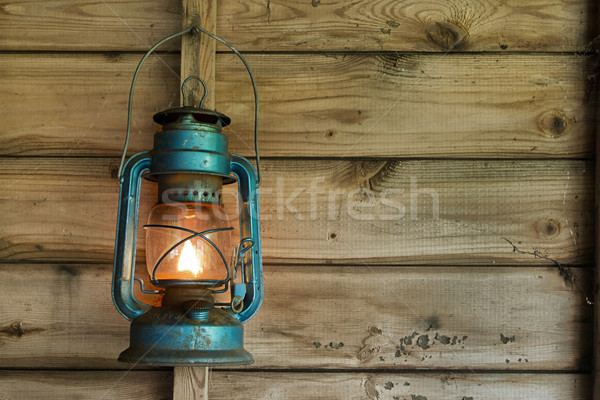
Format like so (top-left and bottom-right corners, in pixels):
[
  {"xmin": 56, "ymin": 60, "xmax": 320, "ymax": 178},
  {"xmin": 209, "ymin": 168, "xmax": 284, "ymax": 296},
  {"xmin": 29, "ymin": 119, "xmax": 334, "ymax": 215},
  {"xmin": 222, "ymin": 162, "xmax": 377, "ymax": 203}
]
[{"xmin": 145, "ymin": 203, "xmax": 232, "ymax": 284}]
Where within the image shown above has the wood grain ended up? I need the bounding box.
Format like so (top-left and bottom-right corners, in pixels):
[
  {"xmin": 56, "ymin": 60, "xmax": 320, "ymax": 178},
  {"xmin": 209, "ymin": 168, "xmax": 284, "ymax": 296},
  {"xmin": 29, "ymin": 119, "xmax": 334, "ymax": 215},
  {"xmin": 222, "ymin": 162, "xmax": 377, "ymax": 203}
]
[
  {"xmin": 0, "ymin": 371, "xmax": 592, "ymax": 399},
  {"xmin": 174, "ymin": 366, "xmax": 208, "ymax": 399},
  {"xmin": 1, "ymin": 53, "xmax": 594, "ymax": 158},
  {"xmin": 0, "ymin": 0, "xmax": 595, "ymax": 52},
  {"xmin": 0, "ymin": 371, "xmax": 173, "ymax": 400},
  {"xmin": 181, "ymin": 0, "xmax": 216, "ymax": 109},
  {"xmin": 0, "ymin": 158, "xmax": 592, "ymax": 265},
  {"xmin": 0, "ymin": 263, "xmax": 592, "ymax": 370},
  {"xmin": 202, "ymin": 372, "xmax": 594, "ymax": 400}
]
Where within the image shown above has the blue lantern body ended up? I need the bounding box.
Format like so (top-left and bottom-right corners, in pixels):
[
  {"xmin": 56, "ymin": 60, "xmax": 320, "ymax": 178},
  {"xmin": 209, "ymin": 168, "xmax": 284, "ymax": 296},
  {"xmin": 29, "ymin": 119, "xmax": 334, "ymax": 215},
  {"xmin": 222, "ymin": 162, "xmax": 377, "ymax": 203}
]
[{"xmin": 112, "ymin": 107, "xmax": 262, "ymax": 366}]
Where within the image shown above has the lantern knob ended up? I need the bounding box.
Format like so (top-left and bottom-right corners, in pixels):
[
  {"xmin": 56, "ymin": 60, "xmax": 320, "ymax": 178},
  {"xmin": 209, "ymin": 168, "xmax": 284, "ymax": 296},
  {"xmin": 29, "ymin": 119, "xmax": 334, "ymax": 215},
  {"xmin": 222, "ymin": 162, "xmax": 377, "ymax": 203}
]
[{"xmin": 182, "ymin": 300, "xmax": 213, "ymax": 322}]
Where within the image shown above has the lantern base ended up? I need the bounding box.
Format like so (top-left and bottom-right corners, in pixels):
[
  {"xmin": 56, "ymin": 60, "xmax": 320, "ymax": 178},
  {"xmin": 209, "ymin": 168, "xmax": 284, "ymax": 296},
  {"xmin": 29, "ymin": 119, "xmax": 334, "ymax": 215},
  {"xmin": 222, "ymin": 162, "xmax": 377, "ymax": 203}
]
[{"xmin": 119, "ymin": 306, "xmax": 253, "ymax": 366}]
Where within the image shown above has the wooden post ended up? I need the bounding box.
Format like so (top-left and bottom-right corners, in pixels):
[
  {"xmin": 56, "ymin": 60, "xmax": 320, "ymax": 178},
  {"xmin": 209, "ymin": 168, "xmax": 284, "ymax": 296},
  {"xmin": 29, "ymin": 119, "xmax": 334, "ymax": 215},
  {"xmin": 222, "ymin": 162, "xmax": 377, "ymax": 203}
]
[
  {"xmin": 180, "ymin": 0, "xmax": 216, "ymax": 109},
  {"xmin": 174, "ymin": 0, "xmax": 217, "ymax": 399},
  {"xmin": 174, "ymin": 365, "xmax": 209, "ymax": 399}
]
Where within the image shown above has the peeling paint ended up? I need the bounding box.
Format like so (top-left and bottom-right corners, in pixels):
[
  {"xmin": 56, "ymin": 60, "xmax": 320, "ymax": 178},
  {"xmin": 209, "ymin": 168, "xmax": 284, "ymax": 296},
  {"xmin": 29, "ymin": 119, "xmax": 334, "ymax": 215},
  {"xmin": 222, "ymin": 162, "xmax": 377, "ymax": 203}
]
[
  {"xmin": 500, "ymin": 333, "xmax": 516, "ymax": 344},
  {"xmin": 416, "ymin": 335, "xmax": 430, "ymax": 350}
]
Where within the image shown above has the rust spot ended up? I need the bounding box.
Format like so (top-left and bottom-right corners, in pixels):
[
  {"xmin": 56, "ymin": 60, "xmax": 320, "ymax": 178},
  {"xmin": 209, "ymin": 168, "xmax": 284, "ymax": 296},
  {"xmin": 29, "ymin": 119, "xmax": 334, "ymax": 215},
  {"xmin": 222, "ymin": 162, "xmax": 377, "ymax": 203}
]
[
  {"xmin": 426, "ymin": 21, "xmax": 468, "ymax": 50},
  {"xmin": 0, "ymin": 321, "xmax": 45, "ymax": 338},
  {"xmin": 536, "ymin": 219, "xmax": 560, "ymax": 239},
  {"xmin": 537, "ymin": 110, "xmax": 569, "ymax": 137}
]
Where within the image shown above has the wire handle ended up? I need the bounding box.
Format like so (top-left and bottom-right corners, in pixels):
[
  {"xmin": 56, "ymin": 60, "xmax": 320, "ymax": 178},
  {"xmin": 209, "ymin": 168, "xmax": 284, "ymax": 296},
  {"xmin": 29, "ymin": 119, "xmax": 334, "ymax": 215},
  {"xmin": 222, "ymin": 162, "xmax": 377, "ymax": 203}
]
[
  {"xmin": 181, "ymin": 76, "xmax": 208, "ymax": 108},
  {"xmin": 117, "ymin": 26, "xmax": 262, "ymax": 187},
  {"xmin": 117, "ymin": 27, "xmax": 192, "ymax": 180},
  {"xmin": 190, "ymin": 26, "xmax": 261, "ymax": 186}
]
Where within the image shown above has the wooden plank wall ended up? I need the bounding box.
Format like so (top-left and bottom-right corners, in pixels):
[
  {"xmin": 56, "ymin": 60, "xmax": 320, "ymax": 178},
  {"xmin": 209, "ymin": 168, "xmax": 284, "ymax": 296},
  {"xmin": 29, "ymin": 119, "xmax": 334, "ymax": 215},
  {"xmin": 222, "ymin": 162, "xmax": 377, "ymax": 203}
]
[{"xmin": 0, "ymin": 0, "xmax": 597, "ymax": 398}]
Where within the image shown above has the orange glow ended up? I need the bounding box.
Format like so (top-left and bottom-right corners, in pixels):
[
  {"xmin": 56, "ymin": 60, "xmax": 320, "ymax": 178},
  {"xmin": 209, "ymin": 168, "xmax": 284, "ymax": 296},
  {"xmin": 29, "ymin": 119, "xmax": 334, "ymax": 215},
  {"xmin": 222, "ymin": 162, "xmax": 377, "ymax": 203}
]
[
  {"xmin": 145, "ymin": 203, "xmax": 232, "ymax": 282},
  {"xmin": 177, "ymin": 241, "xmax": 202, "ymax": 277}
]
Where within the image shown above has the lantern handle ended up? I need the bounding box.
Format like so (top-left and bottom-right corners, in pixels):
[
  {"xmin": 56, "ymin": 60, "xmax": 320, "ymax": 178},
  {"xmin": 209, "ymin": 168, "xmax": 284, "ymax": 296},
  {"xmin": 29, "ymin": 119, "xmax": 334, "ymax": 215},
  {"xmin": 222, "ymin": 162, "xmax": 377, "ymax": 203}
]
[
  {"xmin": 118, "ymin": 26, "xmax": 263, "ymax": 188},
  {"xmin": 117, "ymin": 27, "xmax": 194, "ymax": 180},
  {"xmin": 112, "ymin": 151, "xmax": 153, "ymax": 321},
  {"xmin": 191, "ymin": 25, "xmax": 261, "ymax": 186}
]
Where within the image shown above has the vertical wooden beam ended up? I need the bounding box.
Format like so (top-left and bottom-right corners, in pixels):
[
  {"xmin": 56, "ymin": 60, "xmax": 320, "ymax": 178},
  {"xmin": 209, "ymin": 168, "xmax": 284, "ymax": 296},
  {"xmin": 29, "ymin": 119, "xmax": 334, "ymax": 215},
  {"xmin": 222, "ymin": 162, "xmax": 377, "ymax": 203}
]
[
  {"xmin": 180, "ymin": 0, "xmax": 216, "ymax": 109},
  {"xmin": 174, "ymin": 366, "xmax": 209, "ymax": 399},
  {"xmin": 175, "ymin": 1, "xmax": 217, "ymax": 399}
]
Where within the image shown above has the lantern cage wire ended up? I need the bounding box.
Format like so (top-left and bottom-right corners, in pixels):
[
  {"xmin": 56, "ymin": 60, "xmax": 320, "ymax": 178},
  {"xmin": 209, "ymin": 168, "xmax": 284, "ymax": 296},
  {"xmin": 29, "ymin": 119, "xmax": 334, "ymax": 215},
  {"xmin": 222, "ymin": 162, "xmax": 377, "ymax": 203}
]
[{"xmin": 132, "ymin": 174, "xmax": 256, "ymax": 312}]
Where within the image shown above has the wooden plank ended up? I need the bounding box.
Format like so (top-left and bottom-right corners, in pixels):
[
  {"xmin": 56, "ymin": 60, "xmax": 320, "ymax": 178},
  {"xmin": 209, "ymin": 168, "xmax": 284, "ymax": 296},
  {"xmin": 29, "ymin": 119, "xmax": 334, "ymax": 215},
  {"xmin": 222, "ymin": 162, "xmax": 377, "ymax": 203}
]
[
  {"xmin": 0, "ymin": 371, "xmax": 592, "ymax": 399},
  {"xmin": 0, "ymin": 0, "xmax": 595, "ymax": 52},
  {"xmin": 0, "ymin": 158, "xmax": 592, "ymax": 265},
  {"xmin": 203, "ymin": 372, "xmax": 594, "ymax": 400},
  {"xmin": 0, "ymin": 263, "xmax": 592, "ymax": 370},
  {"xmin": 0, "ymin": 371, "xmax": 173, "ymax": 400},
  {"xmin": 1, "ymin": 53, "xmax": 594, "ymax": 158}
]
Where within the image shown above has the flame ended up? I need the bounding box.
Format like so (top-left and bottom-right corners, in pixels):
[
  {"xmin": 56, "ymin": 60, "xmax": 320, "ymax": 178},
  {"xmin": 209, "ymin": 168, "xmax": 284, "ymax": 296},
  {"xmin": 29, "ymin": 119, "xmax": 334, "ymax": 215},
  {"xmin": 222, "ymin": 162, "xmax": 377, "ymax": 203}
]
[{"xmin": 177, "ymin": 240, "xmax": 202, "ymax": 277}]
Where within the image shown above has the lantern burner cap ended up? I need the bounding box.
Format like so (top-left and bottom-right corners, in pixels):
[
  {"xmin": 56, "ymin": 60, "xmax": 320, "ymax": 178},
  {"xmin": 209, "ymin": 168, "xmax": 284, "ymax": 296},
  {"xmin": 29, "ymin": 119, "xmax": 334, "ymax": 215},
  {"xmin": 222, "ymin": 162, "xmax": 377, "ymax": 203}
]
[{"xmin": 153, "ymin": 107, "xmax": 231, "ymax": 127}]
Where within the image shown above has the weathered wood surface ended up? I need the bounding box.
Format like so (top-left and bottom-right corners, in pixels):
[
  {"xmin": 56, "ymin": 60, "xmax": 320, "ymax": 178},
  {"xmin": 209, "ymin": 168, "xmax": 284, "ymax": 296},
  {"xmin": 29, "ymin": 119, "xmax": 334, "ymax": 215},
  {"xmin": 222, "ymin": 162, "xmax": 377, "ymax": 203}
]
[
  {"xmin": 0, "ymin": 370, "xmax": 592, "ymax": 399},
  {"xmin": 180, "ymin": 0, "xmax": 216, "ymax": 109},
  {"xmin": 0, "ymin": 0, "xmax": 595, "ymax": 52},
  {"xmin": 2, "ymin": 53, "xmax": 594, "ymax": 158},
  {"xmin": 0, "ymin": 158, "xmax": 592, "ymax": 265},
  {"xmin": 0, "ymin": 371, "xmax": 173, "ymax": 400},
  {"xmin": 0, "ymin": 263, "xmax": 592, "ymax": 370},
  {"xmin": 201, "ymin": 372, "xmax": 593, "ymax": 400},
  {"xmin": 174, "ymin": 367, "xmax": 209, "ymax": 400}
]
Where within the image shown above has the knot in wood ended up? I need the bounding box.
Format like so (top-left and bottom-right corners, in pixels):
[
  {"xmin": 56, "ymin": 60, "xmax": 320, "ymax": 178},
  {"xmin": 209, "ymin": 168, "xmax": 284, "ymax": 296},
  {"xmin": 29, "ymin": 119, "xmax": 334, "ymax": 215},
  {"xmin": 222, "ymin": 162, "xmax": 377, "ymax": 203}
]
[
  {"xmin": 426, "ymin": 21, "xmax": 468, "ymax": 50},
  {"xmin": 536, "ymin": 218, "xmax": 560, "ymax": 239},
  {"xmin": 537, "ymin": 110, "xmax": 568, "ymax": 138}
]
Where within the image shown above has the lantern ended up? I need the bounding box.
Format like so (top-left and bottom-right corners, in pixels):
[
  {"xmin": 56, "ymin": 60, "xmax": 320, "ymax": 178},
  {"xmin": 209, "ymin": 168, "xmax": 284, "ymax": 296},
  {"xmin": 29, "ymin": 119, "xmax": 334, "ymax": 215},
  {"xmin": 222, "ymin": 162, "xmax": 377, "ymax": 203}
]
[{"xmin": 111, "ymin": 27, "xmax": 262, "ymax": 366}]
